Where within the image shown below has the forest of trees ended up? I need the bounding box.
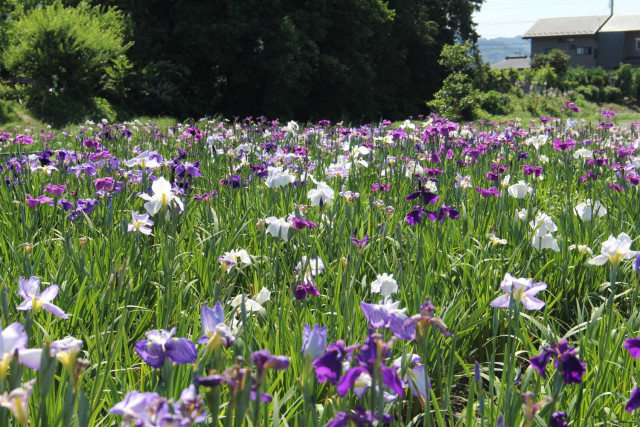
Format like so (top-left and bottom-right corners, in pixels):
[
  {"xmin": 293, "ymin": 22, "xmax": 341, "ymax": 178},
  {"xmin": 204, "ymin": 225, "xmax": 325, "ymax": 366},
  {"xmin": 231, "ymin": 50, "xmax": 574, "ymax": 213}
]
[{"xmin": 0, "ymin": 0, "xmax": 483, "ymax": 125}]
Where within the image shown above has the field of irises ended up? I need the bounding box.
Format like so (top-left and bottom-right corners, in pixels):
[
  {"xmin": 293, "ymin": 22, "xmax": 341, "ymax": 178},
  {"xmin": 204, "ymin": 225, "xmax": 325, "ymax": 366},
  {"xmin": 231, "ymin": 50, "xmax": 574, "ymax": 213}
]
[{"xmin": 0, "ymin": 110, "xmax": 640, "ymax": 426}]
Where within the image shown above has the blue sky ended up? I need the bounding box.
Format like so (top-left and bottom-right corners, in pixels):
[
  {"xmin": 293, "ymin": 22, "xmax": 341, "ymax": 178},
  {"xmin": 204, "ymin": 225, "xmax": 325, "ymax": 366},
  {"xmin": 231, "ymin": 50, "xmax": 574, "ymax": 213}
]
[{"xmin": 473, "ymin": 0, "xmax": 640, "ymax": 39}]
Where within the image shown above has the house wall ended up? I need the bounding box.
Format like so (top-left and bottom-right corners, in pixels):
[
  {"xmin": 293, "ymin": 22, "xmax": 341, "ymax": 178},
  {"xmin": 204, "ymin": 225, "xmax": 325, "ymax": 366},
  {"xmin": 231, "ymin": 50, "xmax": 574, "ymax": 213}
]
[
  {"xmin": 623, "ymin": 31, "xmax": 640, "ymax": 63},
  {"xmin": 598, "ymin": 32, "xmax": 625, "ymax": 68},
  {"xmin": 531, "ymin": 36, "xmax": 599, "ymax": 67}
]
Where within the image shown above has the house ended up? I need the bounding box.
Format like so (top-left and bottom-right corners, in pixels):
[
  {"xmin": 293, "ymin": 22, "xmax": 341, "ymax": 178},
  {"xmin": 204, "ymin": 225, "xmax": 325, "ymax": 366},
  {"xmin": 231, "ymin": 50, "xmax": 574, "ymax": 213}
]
[
  {"xmin": 522, "ymin": 13, "xmax": 640, "ymax": 69},
  {"xmin": 598, "ymin": 14, "xmax": 640, "ymax": 67},
  {"xmin": 491, "ymin": 56, "xmax": 530, "ymax": 70}
]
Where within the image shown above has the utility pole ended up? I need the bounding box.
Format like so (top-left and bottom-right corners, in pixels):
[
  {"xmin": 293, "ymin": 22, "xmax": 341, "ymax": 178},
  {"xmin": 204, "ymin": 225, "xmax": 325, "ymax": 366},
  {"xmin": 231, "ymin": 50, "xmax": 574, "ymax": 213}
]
[{"xmin": 609, "ymin": 0, "xmax": 614, "ymax": 16}]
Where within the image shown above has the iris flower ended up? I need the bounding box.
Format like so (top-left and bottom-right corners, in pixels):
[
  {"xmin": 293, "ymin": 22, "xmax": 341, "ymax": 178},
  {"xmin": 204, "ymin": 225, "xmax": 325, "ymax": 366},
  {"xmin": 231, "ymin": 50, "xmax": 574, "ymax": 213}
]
[
  {"xmin": 490, "ymin": 273, "xmax": 546, "ymax": 311},
  {"xmin": 302, "ymin": 324, "xmax": 328, "ymax": 362},
  {"xmin": 16, "ymin": 276, "xmax": 68, "ymax": 319},
  {"xmin": 530, "ymin": 339, "xmax": 586, "ymax": 384},
  {"xmin": 370, "ymin": 273, "xmax": 398, "ymax": 297},
  {"xmin": 587, "ymin": 233, "xmax": 636, "ymax": 266},
  {"xmin": 199, "ymin": 302, "xmax": 234, "ymax": 351},
  {"xmin": 139, "ymin": 177, "xmax": 184, "ymax": 216},
  {"xmin": 135, "ymin": 328, "xmax": 197, "ymax": 368},
  {"xmin": 0, "ymin": 323, "xmax": 42, "ymax": 378},
  {"xmin": 128, "ymin": 211, "xmax": 154, "ymax": 235},
  {"xmin": 0, "ymin": 379, "xmax": 35, "ymax": 427}
]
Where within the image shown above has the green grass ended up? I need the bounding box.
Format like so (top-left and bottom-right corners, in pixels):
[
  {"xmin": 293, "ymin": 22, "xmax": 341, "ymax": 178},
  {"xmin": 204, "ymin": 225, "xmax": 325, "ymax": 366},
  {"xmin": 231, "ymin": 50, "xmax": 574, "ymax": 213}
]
[{"xmin": 0, "ymin": 114, "xmax": 639, "ymax": 426}]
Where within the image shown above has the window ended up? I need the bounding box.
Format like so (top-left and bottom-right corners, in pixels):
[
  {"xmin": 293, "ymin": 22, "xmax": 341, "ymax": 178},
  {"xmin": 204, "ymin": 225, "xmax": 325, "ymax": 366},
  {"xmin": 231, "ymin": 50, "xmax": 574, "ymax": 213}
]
[
  {"xmin": 636, "ymin": 38, "xmax": 640, "ymax": 51},
  {"xmin": 576, "ymin": 47, "xmax": 592, "ymax": 55},
  {"xmin": 559, "ymin": 37, "xmax": 575, "ymax": 43}
]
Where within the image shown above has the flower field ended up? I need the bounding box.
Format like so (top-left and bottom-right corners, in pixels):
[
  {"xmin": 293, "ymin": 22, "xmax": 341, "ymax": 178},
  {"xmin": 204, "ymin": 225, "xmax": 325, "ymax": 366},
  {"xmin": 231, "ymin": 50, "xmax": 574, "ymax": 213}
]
[{"xmin": 1, "ymin": 112, "xmax": 640, "ymax": 426}]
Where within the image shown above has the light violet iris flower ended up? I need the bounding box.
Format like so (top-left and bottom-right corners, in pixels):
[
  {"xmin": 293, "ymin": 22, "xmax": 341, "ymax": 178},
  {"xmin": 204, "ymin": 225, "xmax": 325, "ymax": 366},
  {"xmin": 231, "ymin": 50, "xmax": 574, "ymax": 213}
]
[
  {"xmin": 0, "ymin": 323, "xmax": 42, "ymax": 378},
  {"xmin": 490, "ymin": 273, "xmax": 547, "ymax": 311},
  {"xmin": 135, "ymin": 328, "xmax": 197, "ymax": 368},
  {"xmin": 588, "ymin": 233, "xmax": 637, "ymax": 266},
  {"xmin": 16, "ymin": 276, "xmax": 68, "ymax": 319},
  {"xmin": 128, "ymin": 211, "xmax": 154, "ymax": 235}
]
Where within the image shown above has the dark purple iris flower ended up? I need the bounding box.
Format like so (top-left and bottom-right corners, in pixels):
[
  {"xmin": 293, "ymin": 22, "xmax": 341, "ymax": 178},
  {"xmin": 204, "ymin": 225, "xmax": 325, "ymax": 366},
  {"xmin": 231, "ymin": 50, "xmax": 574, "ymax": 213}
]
[
  {"xmin": 325, "ymin": 406, "xmax": 393, "ymax": 427},
  {"xmin": 336, "ymin": 331, "xmax": 404, "ymax": 397},
  {"xmin": 405, "ymin": 185, "xmax": 439, "ymax": 205},
  {"xmin": 550, "ymin": 411, "xmax": 568, "ymax": 426},
  {"xmin": 426, "ymin": 205, "xmax": 460, "ymax": 222},
  {"xmin": 175, "ymin": 161, "xmax": 202, "ymax": 178},
  {"xmin": 580, "ymin": 170, "xmax": 599, "ymax": 183},
  {"xmin": 291, "ymin": 218, "xmax": 317, "ymax": 230},
  {"xmin": 134, "ymin": 328, "xmax": 197, "ymax": 368},
  {"xmin": 523, "ymin": 165, "xmax": 543, "ymax": 177},
  {"xmin": 350, "ymin": 234, "xmax": 369, "ymax": 249},
  {"xmin": 626, "ymin": 388, "xmax": 640, "ymax": 412},
  {"xmin": 313, "ymin": 340, "xmax": 348, "ymax": 385},
  {"xmin": 405, "ymin": 206, "xmax": 425, "ymax": 226},
  {"xmin": 372, "ymin": 182, "xmax": 391, "ymax": 192},
  {"xmin": 553, "ymin": 139, "xmax": 576, "ymax": 151},
  {"xmin": 529, "ymin": 339, "xmax": 586, "ymax": 384},
  {"xmin": 294, "ymin": 283, "xmax": 320, "ymax": 300}
]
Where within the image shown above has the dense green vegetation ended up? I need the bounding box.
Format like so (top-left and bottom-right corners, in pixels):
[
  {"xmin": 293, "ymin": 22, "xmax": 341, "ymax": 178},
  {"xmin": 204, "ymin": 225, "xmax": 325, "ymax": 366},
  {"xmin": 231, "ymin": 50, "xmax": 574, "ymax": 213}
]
[{"xmin": 0, "ymin": 0, "xmax": 483, "ymax": 125}]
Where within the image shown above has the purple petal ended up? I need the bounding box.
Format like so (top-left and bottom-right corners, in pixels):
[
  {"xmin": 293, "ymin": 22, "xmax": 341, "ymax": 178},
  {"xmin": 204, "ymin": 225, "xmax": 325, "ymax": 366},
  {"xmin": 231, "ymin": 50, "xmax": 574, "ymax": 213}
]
[
  {"xmin": 201, "ymin": 302, "xmax": 225, "ymax": 334},
  {"xmin": 623, "ymin": 337, "xmax": 640, "ymax": 359},
  {"xmin": 388, "ymin": 312, "xmax": 415, "ymax": 340},
  {"xmin": 490, "ymin": 294, "xmax": 511, "ymax": 308},
  {"xmin": 337, "ymin": 366, "xmax": 368, "ymax": 397},
  {"xmin": 381, "ymin": 365, "xmax": 405, "ymax": 396},
  {"xmin": 42, "ymin": 303, "xmax": 68, "ymax": 319},
  {"xmin": 521, "ymin": 296, "xmax": 545, "ymax": 311},
  {"xmin": 16, "ymin": 300, "xmax": 33, "ymax": 311},
  {"xmin": 626, "ymin": 387, "xmax": 640, "ymax": 412},
  {"xmin": 135, "ymin": 341, "xmax": 166, "ymax": 368},
  {"xmin": 18, "ymin": 349, "xmax": 43, "ymax": 370},
  {"xmin": 530, "ymin": 351, "xmax": 553, "ymax": 378},
  {"xmin": 165, "ymin": 338, "xmax": 197, "ymax": 365},
  {"xmin": 39, "ymin": 285, "xmax": 59, "ymax": 303},
  {"xmin": 360, "ymin": 302, "xmax": 388, "ymax": 329}
]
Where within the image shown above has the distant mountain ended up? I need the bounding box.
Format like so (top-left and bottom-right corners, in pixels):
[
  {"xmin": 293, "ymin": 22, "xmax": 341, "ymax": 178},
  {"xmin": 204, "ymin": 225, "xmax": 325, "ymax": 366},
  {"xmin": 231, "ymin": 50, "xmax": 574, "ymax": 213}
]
[{"xmin": 477, "ymin": 37, "xmax": 531, "ymax": 65}]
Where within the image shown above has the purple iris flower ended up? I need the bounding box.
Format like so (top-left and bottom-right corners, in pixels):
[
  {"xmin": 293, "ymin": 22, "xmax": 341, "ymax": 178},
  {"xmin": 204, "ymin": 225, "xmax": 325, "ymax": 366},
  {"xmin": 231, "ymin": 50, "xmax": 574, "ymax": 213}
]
[
  {"xmin": 626, "ymin": 388, "xmax": 640, "ymax": 412},
  {"xmin": 175, "ymin": 161, "xmax": 202, "ymax": 178},
  {"xmin": 404, "ymin": 299, "xmax": 452, "ymax": 338},
  {"xmin": 360, "ymin": 298, "xmax": 415, "ymax": 340},
  {"xmin": 550, "ymin": 411, "xmax": 569, "ymax": 426},
  {"xmin": 302, "ymin": 324, "xmax": 328, "ymax": 362},
  {"xmin": 405, "ymin": 206, "xmax": 425, "ymax": 225},
  {"xmin": 251, "ymin": 350, "xmax": 290, "ymax": 381},
  {"xmin": 25, "ymin": 194, "xmax": 52, "ymax": 209},
  {"xmin": 127, "ymin": 211, "xmax": 154, "ymax": 235},
  {"xmin": 405, "ymin": 185, "xmax": 438, "ymax": 205},
  {"xmin": 475, "ymin": 186, "xmax": 500, "ymax": 198},
  {"xmin": 529, "ymin": 339, "xmax": 586, "ymax": 384},
  {"xmin": 313, "ymin": 340, "xmax": 348, "ymax": 384},
  {"xmin": 93, "ymin": 177, "xmax": 115, "ymax": 191},
  {"xmin": 426, "ymin": 205, "xmax": 459, "ymax": 222},
  {"xmin": 199, "ymin": 302, "xmax": 234, "ymax": 351},
  {"xmin": 325, "ymin": 406, "xmax": 393, "ymax": 427},
  {"xmin": 623, "ymin": 337, "xmax": 640, "ymax": 358},
  {"xmin": 350, "ymin": 234, "xmax": 369, "ymax": 249},
  {"xmin": 336, "ymin": 331, "xmax": 404, "ymax": 398},
  {"xmin": 193, "ymin": 191, "xmax": 218, "ymax": 201},
  {"xmin": 134, "ymin": 328, "xmax": 197, "ymax": 368},
  {"xmin": 16, "ymin": 276, "xmax": 68, "ymax": 319},
  {"xmin": 44, "ymin": 184, "xmax": 66, "ymax": 197}
]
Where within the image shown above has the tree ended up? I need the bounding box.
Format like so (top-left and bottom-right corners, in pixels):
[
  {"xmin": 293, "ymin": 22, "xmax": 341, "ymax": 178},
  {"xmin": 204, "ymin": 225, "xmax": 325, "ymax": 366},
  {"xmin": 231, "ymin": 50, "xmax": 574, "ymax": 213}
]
[
  {"xmin": 427, "ymin": 41, "xmax": 482, "ymax": 121},
  {"xmin": 531, "ymin": 49, "xmax": 570, "ymax": 75}
]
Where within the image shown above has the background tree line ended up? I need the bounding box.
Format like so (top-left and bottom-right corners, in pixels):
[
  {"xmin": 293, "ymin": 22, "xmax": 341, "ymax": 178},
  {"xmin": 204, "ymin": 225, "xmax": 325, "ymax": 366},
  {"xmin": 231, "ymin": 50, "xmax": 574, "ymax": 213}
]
[{"xmin": 0, "ymin": 0, "xmax": 482, "ymax": 125}]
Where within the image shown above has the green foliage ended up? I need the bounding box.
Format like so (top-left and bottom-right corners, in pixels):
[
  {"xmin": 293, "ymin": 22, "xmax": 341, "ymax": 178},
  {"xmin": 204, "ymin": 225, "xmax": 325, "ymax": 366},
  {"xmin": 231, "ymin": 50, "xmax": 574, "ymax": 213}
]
[
  {"xmin": 575, "ymin": 85, "xmax": 601, "ymax": 102},
  {"xmin": 427, "ymin": 41, "xmax": 482, "ymax": 121},
  {"xmin": 530, "ymin": 49, "xmax": 570, "ymax": 75},
  {"xmin": 532, "ymin": 65, "xmax": 558, "ymax": 88},
  {"xmin": 613, "ymin": 63, "xmax": 633, "ymax": 99},
  {"xmin": 603, "ymin": 86, "xmax": 622, "ymax": 103},
  {"xmin": 1, "ymin": 1, "xmax": 129, "ymax": 125},
  {"xmin": 480, "ymin": 90, "xmax": 511, "ymax": 115}
]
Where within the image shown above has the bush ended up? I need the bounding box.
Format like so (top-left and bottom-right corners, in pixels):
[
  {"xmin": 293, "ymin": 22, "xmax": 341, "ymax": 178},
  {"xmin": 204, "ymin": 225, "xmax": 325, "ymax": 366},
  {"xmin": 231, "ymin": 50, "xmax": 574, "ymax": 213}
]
[
  {"xmin": 2, "ymin": 1, "xmax": 130, "ymax": 124},
  {"xmin": 532, "ymin": 65, "xmax": 558, "ymax": 88},
  {"xmin": 574, "ymin": 85, "xmax": 601, "ymax": 102},
  {"xmin": 614, "ymin": 64, "xmax": 634, "ymax": 99},
  {"xmin": 602, "ymin": 86, "xmax": 622, "ymax": 103},
  {"xmin": 481, "ymin": 90, "xmax": 511, "ymax": 115},
  {"xmin": 531, "ymin": 49, "xmax": 570, "ymax": 75}
]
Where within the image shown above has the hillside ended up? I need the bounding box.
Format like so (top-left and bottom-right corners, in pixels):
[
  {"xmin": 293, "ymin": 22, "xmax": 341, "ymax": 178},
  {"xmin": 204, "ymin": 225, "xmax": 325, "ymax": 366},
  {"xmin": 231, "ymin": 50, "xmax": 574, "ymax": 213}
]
[{"xmin": 477, "ymin": 36, "xmax": 530, "ymax": 65}]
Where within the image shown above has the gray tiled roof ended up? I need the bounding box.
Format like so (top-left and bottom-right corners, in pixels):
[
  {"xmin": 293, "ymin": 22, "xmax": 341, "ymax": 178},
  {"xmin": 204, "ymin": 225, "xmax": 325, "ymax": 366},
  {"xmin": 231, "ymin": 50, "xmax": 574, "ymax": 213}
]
[
  {"xmin": 491, "ymin": 56, "xmax": 531, "ymax": 69},
  {"xmin": 523, "ymin": 15, "xmax": 609, "ymax": 38},
  {"xmin": 599, "ymin": 14, "xmax": 640, "ymax": 32}
]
